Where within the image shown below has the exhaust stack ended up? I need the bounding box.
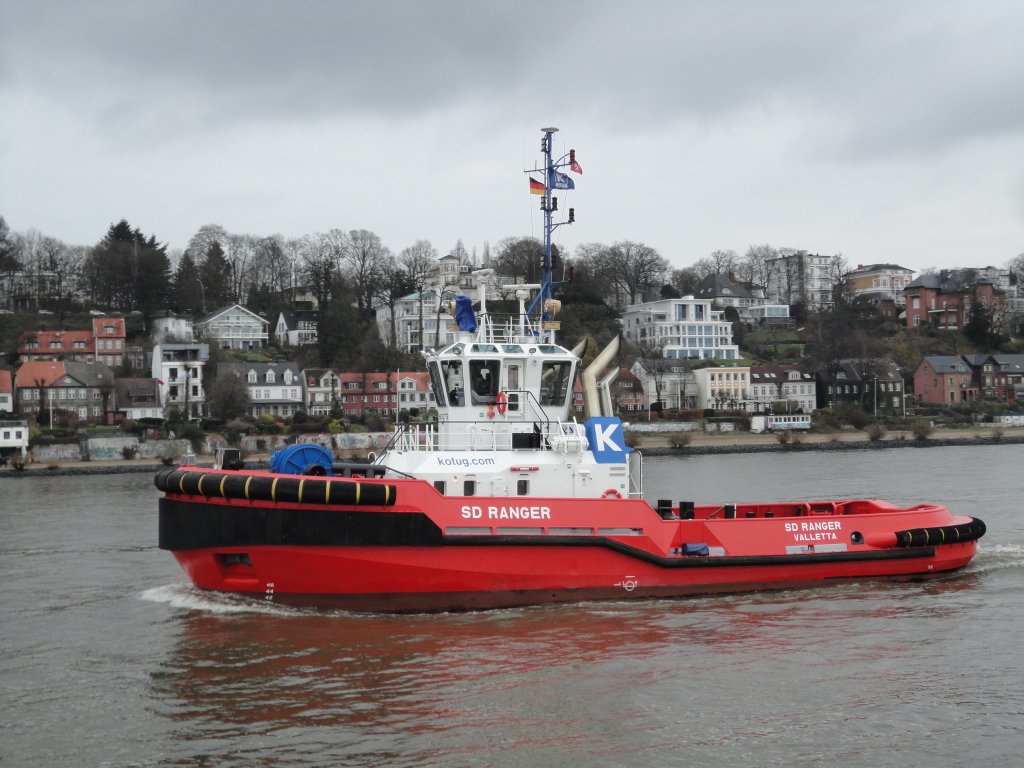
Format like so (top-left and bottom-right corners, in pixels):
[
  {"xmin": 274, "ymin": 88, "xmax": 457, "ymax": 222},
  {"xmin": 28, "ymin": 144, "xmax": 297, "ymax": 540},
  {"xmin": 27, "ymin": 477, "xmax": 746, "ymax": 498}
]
[{"xmin": 581, "ymin": 336, "xmax": 619, "ymax": 417}]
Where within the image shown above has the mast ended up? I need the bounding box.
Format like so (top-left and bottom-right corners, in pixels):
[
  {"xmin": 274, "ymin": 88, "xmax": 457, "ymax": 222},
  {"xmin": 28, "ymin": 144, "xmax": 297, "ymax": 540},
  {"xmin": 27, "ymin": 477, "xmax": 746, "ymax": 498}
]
[{"xmin": 526, "ymin": 126, "xmax": 578, "ymax": 343}]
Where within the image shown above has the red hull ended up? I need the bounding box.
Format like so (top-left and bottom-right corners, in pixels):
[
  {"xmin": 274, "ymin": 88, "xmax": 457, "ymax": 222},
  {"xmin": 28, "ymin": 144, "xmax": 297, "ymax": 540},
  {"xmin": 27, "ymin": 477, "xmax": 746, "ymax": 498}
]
[
  {"xmin": 172, "ymin": 541, "xmax": 977, "ymax": 613},
  {"xmin": 156, "ymin": 467, "xmax": 984, "ymax": 612}
]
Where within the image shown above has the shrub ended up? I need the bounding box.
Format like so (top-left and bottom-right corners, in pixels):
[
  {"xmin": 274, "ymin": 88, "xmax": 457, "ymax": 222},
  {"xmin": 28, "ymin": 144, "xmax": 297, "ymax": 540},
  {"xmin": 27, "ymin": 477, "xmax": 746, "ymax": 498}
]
[
  {"xmin": 775, "ymin": 429, "xmax": 791, "ymax": 444},
  {"xmin": 867, "ymin": 423, "xmax": 887, "ymax": 442},
  {"xmin": 47, "ymin": 459, "xmax": 60, "ymax": 470},
  {"xmin": 992, "ymin": 427, "xmax": 1004, "ymax": 442},
  {"xmin": 911, "ymin": 419, "xmax": 934, "ymax": 441},
  {"xmin": 624, "ymin": 432, "xmax": 642, "ymax": 448},
  {"xmin": 668, "ymin": 431, "xmax": 693, "ymax": 449}
]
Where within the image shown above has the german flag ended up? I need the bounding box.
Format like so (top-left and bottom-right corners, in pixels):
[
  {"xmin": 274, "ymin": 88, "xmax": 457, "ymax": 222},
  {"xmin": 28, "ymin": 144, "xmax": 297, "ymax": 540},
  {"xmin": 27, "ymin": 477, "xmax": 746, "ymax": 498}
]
[{"xmin": 529, "ymin": 177, "xmax": 546, "ymax": 195}]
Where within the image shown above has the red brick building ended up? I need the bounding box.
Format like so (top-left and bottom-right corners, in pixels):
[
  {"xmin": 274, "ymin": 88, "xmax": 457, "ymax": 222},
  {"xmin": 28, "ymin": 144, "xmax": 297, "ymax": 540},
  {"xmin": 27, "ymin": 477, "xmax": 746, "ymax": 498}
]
[
  {"xmin": 903, "ymin": 271, "xmax": 1006, "ymax": 331},
  {"xmin": 913, "ymin": 356, "xmax": 977, "ymax": 404}
]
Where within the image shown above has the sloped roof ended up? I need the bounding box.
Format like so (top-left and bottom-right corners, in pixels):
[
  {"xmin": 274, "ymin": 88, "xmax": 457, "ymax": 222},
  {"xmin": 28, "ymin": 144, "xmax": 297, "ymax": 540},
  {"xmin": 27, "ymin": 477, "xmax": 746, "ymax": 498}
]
[
  {"xmin": 922, "ymin": 355, "xmax": 970, "ymax": 373},
  {"xmin": 196, "ymin": 304, "xmax": 267, "ymax": 325},
  {"xmin": 0, "ymin": 369, "xmax": 12, "ymax": 394},
  {"xmin": 694, "ymin": 274, "xmax": 753, "ymax": 301},
  {"xmin": 277, "ymin": 309, "xmax": 318, "ymax": 330},
  {"xmin": 63, "ymin": 361, "xmax": 115, "ymax": 388},
  {"xmin": 14, "ymin": 360, "xmax": 65, "ymax": 388},
  {"xmin": 115, "ymin": 377, "xmax": 160, "ymax": 404}
]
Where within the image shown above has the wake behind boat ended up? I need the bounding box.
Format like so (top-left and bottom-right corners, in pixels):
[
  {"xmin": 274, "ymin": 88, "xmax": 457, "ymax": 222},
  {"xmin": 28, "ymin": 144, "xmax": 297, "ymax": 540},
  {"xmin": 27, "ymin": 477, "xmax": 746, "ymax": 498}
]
[{"xmin": 156, "ymin": 127, "xmax": 985, "ymax": 612}]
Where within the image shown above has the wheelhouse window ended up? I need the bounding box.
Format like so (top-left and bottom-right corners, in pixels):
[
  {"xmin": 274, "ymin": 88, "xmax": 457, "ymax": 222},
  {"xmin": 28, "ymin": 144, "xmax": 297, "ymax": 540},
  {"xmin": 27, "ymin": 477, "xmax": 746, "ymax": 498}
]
[
  {"xmin": 469, "ymin": 359, "xmax": 499, "ymax": 405},
  {"xmin": 540, "ymin": 360, "xmax": 574, "ymax": 406},
  {"xmin": 439, "ymin": 359, "xmax": 464, "ymax": 406}
]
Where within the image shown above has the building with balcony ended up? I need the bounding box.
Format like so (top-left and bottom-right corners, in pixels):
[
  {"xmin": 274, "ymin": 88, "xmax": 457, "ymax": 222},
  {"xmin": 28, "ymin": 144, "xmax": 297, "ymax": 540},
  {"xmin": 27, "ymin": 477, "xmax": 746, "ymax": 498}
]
[
  {"xmin": 195, "ymin": 304, "xmax": 269, "ymax": 350},
  {"xmin": 152, "ymin": 343, "xmax": 209, "ymax": 420},
  {"xmin": 844, "ymin": 264, "xmax": 915, "ymax": 307},
  {"xmin": 764, "ymin": 250, "xmax": 840, "ymax": 310},
  {"xmin": 621, "ymin": 297, "xmax": 741, "ymax": 360},
  {"xmin": 903, "ymin": 270, "xmax": 1007, "ymax": 331}
]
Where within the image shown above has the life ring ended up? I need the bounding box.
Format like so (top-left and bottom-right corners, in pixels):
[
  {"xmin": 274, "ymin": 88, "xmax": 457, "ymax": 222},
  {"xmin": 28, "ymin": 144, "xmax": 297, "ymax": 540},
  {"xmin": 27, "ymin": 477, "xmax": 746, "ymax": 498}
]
[
  {"xmin": 495, "ymin": 390, "xmax": 508, "ymax": 415},
  {"xmin": 487, "ymin": 404, "xmax": 496, "ymax": 419},
  {"xmin": 602, "ymin": 488, "xmax": 623, "ymax": 499}
]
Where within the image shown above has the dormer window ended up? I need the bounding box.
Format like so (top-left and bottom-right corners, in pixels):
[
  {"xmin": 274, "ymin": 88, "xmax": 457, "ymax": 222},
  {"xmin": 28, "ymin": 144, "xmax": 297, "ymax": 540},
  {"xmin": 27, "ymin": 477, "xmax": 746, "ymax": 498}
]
[
  {"xmin": 265, "ymin": 371, "xmax": 275, "ymax": 384},
  {"xmin": 247, "ymin": 371, "xmax": 257, "ymax": 383}
]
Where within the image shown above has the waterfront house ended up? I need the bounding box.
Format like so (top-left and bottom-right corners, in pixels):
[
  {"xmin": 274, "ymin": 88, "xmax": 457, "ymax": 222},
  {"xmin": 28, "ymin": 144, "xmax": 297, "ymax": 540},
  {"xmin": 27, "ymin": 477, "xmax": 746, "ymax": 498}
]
[
  {"xmin": 0, "ymin": 369, "xmax": 13, "ymax": 415},
  {"xmin": 220, "ymin": 361, "xmax": 303, "ymax": 419},
  {"xmin": 817, "ymin": 358, "xmax": 905, "ymax": 414},
  {"xmin": 114, "ymin": 378, "xmax": 163, "ymax": 420},
  {"xmin": 14, "ymin": 360, "xmax": 114, "ymax": 424},
  {"xmin": 0, "ymin": 419, "xmax": 29, "ymax": 461},
  {"xmin": 913, "ymin": 356, "xmax": 976, "ymax": 405},
  {"xmin": 749, "ymin": 364, "xmax": 818, "ymax": 414}
]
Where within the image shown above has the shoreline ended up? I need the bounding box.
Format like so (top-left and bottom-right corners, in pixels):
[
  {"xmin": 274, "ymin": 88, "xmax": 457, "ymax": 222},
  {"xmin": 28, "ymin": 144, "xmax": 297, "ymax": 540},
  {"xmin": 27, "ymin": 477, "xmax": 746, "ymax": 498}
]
[{"xmin": 2, "ymin": 427, "xmax": 1022, "ymax": 476}]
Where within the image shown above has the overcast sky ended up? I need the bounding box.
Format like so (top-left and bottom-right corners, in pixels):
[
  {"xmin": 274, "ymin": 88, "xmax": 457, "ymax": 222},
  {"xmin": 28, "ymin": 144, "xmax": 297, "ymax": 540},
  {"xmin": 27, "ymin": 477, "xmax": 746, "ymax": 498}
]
[{"xmin": 2, "ymin": 0, "xmax": 1022, "ymax": 275}]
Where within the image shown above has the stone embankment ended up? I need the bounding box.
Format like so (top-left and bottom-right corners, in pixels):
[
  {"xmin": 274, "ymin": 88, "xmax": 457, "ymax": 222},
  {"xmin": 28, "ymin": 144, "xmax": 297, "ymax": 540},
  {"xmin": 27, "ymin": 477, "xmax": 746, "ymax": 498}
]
[{"xmin": 2, "ymin": 427, "xmax": 1021, "ymax": 477}]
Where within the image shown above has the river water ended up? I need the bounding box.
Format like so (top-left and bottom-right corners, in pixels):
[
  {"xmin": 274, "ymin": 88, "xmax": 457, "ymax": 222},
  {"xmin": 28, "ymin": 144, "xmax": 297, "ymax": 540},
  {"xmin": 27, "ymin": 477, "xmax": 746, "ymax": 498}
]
[{"xmin": 2, "ymin": 444, "xmax": 1022, "ymax": 767}]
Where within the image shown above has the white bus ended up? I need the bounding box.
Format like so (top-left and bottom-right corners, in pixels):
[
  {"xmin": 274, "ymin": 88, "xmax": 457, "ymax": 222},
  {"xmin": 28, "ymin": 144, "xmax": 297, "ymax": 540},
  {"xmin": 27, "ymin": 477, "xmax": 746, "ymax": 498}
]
[{"xmin": 750, "ymin": 414, "xmax": 812, "ymax": 434}]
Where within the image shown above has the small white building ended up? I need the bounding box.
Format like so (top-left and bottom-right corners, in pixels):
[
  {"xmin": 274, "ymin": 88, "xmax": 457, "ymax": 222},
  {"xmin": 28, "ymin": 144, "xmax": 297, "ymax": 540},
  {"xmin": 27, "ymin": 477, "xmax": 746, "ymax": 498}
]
[
  {"xmin": 151, "ymin": 314, "xmax": 195, "ymax": 344},
  {"xmin": 0, "ymin": 420, "xmax": 29, "ymax": 460},
  {"xmin": 195, "ymin": 304, "xmax": 269, "ymax": 350},
  {"xmin": 274, "ymin": 310, "xmax": 318, "ymax": 347}
]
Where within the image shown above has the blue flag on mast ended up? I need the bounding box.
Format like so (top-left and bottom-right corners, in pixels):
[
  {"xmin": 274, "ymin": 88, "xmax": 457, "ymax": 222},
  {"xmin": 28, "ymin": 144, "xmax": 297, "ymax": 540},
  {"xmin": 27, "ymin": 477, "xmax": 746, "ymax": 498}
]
[{"xmin": 548, "ymin": 169, "xmax": 575, "ymax": 190}]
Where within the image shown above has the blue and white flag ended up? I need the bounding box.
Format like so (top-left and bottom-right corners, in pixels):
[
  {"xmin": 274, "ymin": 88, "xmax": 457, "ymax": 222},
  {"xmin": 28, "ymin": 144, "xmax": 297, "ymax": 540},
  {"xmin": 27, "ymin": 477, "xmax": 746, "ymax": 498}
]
[{"xmin": 548, "ymin": 169, "xmax": 575, "ymax": 190}]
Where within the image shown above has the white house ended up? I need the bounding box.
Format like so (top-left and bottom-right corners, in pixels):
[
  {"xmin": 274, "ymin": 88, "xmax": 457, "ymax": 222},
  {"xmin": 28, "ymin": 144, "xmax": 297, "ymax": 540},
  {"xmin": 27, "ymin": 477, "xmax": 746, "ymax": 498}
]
[
  {"xmin": 152, "ymin": 342, "xmax": 209, "ymax": 420},
  {"xmin": 195, "ymin": 304, "xmax": 269, "ymax": 350},
  {"xmin": 378, "ymin": 289, "xmax": 461, "ymax": 354},
  {"xmin": 302, "ymin": 368, "xmax": 339, "ymax": 416},
  {"xmin": 0, "ymin": 419, "xmax": 29, "ymax": 460},
  {"xmin": 749, "ymin": 364, "xmax": 818, "ymax": 413},
  {"xmin": 630, "ymin": 359, "xmax": 698, "ymax": 410},
  {"xmin": 621, "ymin": 297, "xmax": 741, "ymax": 361},
  {"xmin": 114, "ymin": 378, "xmax": 164, "ymax": 420},
  {"xmin": 274, "ymin": 310, "xmax": 318, "ymax": 347},
  {"xmin": 223, "ymin": 362, "xmax": 303, "ymax": 418},
  {"xmin": 693, "ymin": 366, "xmax": 752, "ymax": 411},
  {"xmin": 151, "ymin": 314, "xmax": 195, "ymax": 343}
]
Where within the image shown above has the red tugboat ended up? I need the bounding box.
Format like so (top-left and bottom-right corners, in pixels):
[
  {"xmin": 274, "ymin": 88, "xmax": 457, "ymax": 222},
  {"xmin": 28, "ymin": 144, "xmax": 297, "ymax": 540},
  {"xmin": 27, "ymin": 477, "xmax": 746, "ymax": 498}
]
[{"xmin": 156, "ymin": 127, "xmax": 985, "ymax": 612}]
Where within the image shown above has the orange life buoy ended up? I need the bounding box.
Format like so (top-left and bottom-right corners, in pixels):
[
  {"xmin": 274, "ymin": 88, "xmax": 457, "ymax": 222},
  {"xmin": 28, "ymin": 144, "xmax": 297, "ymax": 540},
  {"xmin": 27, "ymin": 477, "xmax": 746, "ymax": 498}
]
[
  {"xmin": 487, "ymin": 404, "xmax": 496, "ymax": 419},
  {"xmin": 495, "ymin": 390, "xmax": 508, "ymax": 415},
  {"xmin": 602, "ymin": 488, "xmax": 623, "ymax": 499}
]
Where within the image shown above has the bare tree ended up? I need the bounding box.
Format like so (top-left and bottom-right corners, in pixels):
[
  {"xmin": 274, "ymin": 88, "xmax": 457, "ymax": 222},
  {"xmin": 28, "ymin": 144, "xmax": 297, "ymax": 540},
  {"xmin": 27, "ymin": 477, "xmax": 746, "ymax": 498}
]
[
  {"xmin": 398, "ymin": 240, "xmax": 438, "ymax": 351},
  {"xmin": 341, "ymin": 229, "xmax": 390, "ymax": 319},
  {"xmin": 300, "ymin": 232, "xmax": 340, "ymax": 312},
  {"xmin": 603, "ymin": 240, "xmax": 669, "ymax": 307},
  {"xmin": 740, "ymin": 244, "xmax": 778, "ymax": 288},
  {"xmin": 224, "ymin": 234, "xmax": 258, "ymax": 304}
]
